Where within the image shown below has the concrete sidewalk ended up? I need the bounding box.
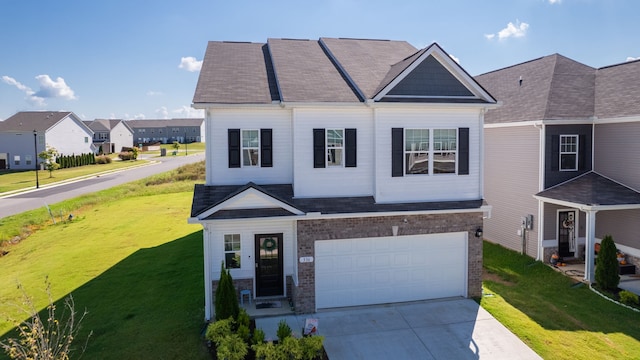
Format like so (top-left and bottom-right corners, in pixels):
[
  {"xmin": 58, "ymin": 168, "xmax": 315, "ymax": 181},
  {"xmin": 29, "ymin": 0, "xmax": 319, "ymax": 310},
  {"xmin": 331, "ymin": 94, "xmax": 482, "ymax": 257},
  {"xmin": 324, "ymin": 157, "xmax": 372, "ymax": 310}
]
[{"xmin": 256, "ymin": 298, "xmax": 541, "ymax": 359}]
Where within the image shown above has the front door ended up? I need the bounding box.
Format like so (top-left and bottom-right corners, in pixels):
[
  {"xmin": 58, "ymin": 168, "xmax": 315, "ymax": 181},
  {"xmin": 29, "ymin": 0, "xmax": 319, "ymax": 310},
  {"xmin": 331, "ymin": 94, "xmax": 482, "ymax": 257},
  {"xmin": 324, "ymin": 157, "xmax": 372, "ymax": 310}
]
[
  {"xmin": 558, "ymin": 210, "xmax": 577, "ymax": 258},
  {"xmin": 255, "ymin": 233, "xmax": 283, "ymax": 297}
]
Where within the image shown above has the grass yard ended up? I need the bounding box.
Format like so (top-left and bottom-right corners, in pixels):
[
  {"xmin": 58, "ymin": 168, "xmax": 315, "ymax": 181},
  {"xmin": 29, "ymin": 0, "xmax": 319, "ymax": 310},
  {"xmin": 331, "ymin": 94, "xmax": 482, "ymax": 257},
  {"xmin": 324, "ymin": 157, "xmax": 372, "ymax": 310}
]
[
  {"xmin": 481, "ymin": 241, "xmax": 640, "ymax": 359},
  {"xmin": 144, "ymin": 142, "xmax": 205, "ymax": 157},
  {"xmin": 0, "ymin": 159, "xmax": 149, "ymax": 194},
  {"xmin": 0, "ymin": 163, "xmax": 208, "ymax": 359}
]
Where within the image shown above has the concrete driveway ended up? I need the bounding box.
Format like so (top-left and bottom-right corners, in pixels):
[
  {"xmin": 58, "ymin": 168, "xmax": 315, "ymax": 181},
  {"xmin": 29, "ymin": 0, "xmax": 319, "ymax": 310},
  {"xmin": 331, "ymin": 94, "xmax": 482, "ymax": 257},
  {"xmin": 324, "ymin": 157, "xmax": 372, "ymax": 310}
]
[{"xmin": 256, "ymin": 298, "xmax": 541, "ymax": 359}]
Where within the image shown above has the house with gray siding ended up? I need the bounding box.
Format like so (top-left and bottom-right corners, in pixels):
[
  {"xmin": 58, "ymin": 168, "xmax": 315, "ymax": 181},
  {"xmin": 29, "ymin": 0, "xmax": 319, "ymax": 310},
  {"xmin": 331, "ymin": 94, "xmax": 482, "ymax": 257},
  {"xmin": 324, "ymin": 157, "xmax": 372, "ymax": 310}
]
[
  {"xmin": 125, "ymin": 118, "xmax": 205, "ymax": 145},
  {"xmin": 476, "ymin": 55, "xmax": 640, "ymax": 282},
  {"xmin": 0, "ymin": 111, "xmax": 94, "ymax": 170},
  {"xmin": 83, "ymin": 119, "xmax": 134, "ymax": 154},
  {"xmin": 188, "ymin": 37, "xmax": 497, "ymax": 320}
]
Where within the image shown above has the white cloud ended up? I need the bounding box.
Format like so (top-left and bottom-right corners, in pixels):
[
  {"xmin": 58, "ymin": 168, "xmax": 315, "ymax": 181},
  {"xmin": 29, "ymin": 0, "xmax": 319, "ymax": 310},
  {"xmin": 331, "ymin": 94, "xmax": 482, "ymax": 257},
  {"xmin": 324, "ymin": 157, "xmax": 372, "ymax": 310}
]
[
  {"xmin": 172, "ymin": 105, "xmax": 204, "ymax": 118},
  {"xmin": 449, "ymin": 54, "xmax": 460, "ymax": 64},
  {"xmin": 133, "ymin": 113, "xmax": 146, "ymax": 120},
  {"xmin": 2, "ymin": 74, "xmax": 76, "ymax": 106},
  {"xmin": 486, "ymin": 21, "xmax": 530, "ymax": 41},
  {"xmin": 147, "ymin": 90, "xmax": 163, "ymax": 96},
  {"xmin": 155, "ymin": 106, "xmax": 170, "ymax": 119},
  {"xmin": 626, "ymin": 56, "xmax": 640, "ymax": 62},
  {"xmin": 178, "ymin": 56, "xmax": 202, "ymax": 72},
  {"xmin": 549, "ymin": 0, "xmax": 561, "ymax": 4}
]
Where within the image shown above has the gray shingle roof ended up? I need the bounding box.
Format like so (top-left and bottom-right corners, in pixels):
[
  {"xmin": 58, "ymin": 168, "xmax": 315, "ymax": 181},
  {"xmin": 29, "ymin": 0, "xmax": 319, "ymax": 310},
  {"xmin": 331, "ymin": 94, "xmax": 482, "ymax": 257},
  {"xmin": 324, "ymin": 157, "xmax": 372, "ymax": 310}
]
[
  {"xmin": 476, "ymin": 54, "xmax": 596, "ymax": 123},
  {"xmin": 191, "ymin": 183, "xmax": 484, "ymax": 219},
  {"xmin": 595, "ymin": 59, "xmax": 640, "ymax": 118},
  {"xmin": 0, "ymin": 111, "xmax": 73, "ymax": 132},
  {"xmin": 125, "ymin": 119, "xmax": 203, "ymax": 129},
  {"xmin": 193, "ymin": 41, "xmax": 278, "ymax": 104},
  {"xmin": 535, "ymin": 172, "xmax": 640, "ymax": 207},
  {"xmin": 193, "ymin": 37, "xmax": 494, "ymax": 105}
]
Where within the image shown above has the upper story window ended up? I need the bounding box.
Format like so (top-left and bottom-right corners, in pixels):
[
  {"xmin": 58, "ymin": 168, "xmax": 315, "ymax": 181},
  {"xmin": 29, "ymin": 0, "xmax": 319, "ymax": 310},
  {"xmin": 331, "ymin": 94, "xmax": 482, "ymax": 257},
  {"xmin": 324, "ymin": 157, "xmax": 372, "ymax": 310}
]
[
  {"xmin": 326, "ymin": 129, "xmax": 344, "ymax": 166},
  {"xmin": 224, "ymin": 234, "xmax": 241, "ymax": 269},
  {"xmin": 13, "ymin": 155, "xmax": 20, "ymax": 165},
  {"xmin": 99, "ymin": 132, "xmax": 109, "ymax": 140},
  {"xmin": 404, "ymin": 128, "xmax": 457, "ymax": 175},
  {"xmin": 242, "ymin": 130, "xmax": 259, "ymax": 166},
  {"xmin": 228, "ymin": 129, "xmax": 272, "ymax": 168},
  {"xmin": 560, "ymin": 135, "xmax": 578, "ymax": 171},
  {"xmin": 392, "ymin": 127, "xmax": 469, "ymax": 177},
  {"xmin": 313, "ymin": 128, "xmax": 356, "ymax": 168},
  {"xmin": 84, "ymin": 137, "xmax": 89, "ymax": 143}
]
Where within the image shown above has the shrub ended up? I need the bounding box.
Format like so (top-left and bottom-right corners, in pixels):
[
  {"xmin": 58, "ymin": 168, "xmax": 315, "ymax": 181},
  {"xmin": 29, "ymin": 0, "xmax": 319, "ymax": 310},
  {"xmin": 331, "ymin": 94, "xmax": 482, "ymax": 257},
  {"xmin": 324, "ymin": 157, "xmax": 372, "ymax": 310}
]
[
  {"xmin": 300, "ymin": 336, "xmax": 325, "ymax": 360},
  {"xmin": 619, "ymin": 290, "xmax": 639, "ymax": 306},
  {"xmin": 276, "ymin": 319, "xmax": 292, "ymax": 341},
  {"xmin": 215, "ymin": 263, "xmax": 239, "ymax": 321},
  {"xmin": 252, "ymin": 328, "xmax": 266, "ymax": 345},
  {"xmin": 595, "ymin": 235, "xmax": 620, "ymax": 291},
  {"xmin": 205, "ymin": 318, "xmax": 234, "ymax": 346},
  {"xmin": 95, "ymin": 155, "xmax": 112, "ymax": 164},
  {"xmin": 252, "ymin": 342, "xmax": 279, "ymax": 360},
  {"xmin": 118, "ymin": 152, "xmax": 135, "ymax": 161},
  {"xmin": 216, "ymin": 334, "xmax": 248, "ymax": 360}
]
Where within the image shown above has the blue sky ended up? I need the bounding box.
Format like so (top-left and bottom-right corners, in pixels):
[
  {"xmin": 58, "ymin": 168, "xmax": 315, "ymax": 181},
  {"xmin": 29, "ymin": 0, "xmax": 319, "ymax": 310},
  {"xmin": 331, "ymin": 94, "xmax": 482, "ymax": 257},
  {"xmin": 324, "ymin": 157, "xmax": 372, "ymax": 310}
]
[{"xmin": 1, "ymin": 0, "xmax": 638, "ymax": 121}]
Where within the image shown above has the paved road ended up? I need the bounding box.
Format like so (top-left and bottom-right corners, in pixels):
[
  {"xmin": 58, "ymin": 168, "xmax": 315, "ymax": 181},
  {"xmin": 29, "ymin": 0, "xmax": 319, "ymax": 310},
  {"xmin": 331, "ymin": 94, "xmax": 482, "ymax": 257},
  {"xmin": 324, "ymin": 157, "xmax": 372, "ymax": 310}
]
[{"xmin": 0, "ymin": 153, "xmax": 204, "ymax": 219}]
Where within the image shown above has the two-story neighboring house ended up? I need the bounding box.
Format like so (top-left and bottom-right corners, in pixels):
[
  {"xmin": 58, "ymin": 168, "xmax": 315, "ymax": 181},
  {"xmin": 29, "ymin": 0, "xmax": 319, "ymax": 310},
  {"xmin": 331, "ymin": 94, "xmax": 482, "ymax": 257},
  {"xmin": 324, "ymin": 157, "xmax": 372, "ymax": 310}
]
[
  {"xmin": 0, "ymin": 111, "xmax": 93, "ymax": 170},
  {"xmin": 126, "ymin": 118, "xmax": 205, "ymax": 145},
  {"xmin": 83, "ymin": 119, "xmax": 134, "ymax": 154},
  {"xmin": 476, "ymin": 55, "xmax": 640, "ymax": 283},
  {"xmin": 189, "ymin": 38, "xmax": 497, "ymax": 319}
]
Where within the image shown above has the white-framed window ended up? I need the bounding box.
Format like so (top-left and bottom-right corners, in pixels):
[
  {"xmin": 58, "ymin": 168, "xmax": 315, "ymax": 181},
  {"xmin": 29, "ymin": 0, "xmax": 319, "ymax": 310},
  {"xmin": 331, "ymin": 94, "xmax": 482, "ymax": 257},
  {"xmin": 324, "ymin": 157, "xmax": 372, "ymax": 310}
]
[
  {"xmin": 84, "ymin": 137, "xmax": 89, "ymax": 143},
  {"xmin": 560, "ymin": 135, "xmax": 578, "ymax": 171},
  {"xmin": 326, "ymin": 129, "xmax": 344, "ymax": 166},
  {"xmin": 13, "ymin": 155, "xmax": 20, "ymax": 166},
  {"xmin": 99, "ymin": 132, "xmax": 109, "ymax": 140},
  {"xmin": 25, "ymin": 155, "xmax": 32, "ymax": 165},
  {"xmin": 242, "ymin": 130, "xmax": 259, "ymax": 166},
  {"xmin": 224, "ymin": 234, "xmax": 241, "ymax": 269},
  {"xmin": 405, "ymin": 128, "xmax": 458, "ymax": 175}
]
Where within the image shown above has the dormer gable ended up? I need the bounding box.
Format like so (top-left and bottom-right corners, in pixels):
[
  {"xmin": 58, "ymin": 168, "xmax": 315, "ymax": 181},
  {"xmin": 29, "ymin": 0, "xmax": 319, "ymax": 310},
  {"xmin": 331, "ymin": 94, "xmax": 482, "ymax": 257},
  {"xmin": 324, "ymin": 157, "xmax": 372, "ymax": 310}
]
[{"xmin": 373, "ymin": 43, "xmax": 495, "ymax": 104}]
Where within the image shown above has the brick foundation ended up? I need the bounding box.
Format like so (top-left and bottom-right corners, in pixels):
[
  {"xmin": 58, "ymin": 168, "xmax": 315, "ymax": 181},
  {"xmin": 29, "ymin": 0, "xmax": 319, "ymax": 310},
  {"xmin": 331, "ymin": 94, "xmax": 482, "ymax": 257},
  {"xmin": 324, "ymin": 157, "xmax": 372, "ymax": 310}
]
[{"xmin": 293, "ymin": 212, "xmax": 484, "ymax": 314}]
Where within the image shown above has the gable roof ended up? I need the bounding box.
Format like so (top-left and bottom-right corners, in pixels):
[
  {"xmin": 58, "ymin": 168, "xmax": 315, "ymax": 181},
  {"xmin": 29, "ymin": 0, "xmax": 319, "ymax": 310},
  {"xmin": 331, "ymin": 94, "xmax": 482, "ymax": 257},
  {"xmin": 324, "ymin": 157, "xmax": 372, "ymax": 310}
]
[
  {"xmin": 193, "ymin": 37, "xmax": 497, "ymax": 106},
  {"xmin": 595, "ymin": 59, "xmax": 640, "ymax": 119},
  {"xmin": 0, "ymin": 111, "xmax": 74, "ymax": 132},
  {"xmin": 476, "ymin": 54, "xmax": 596, "ymax": 124}
]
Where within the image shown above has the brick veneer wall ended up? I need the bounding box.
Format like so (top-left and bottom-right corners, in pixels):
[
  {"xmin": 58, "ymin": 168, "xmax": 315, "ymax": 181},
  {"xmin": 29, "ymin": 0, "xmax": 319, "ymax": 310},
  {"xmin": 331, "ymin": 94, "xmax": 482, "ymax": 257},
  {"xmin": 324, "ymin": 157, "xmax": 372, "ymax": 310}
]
[
  {"xmin": 211, "ymin": 277, "xmax": 253, "ymax": 317},
  {"xmin": 293, "ymin": 212, "xmax": 484, "ymax": 313}
]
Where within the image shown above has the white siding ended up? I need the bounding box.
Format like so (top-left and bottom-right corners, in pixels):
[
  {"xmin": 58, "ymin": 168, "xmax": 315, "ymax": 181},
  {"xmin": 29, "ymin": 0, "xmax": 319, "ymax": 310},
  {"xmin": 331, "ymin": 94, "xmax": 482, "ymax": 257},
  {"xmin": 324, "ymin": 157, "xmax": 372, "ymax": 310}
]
[
  {"xmin": 483, "ymin": 125, "xmax": 541, "ymax": 256},
  {"xmin": 206, "ymin": 108, "xmax": 293, "ymax": 185},
  {"xmin": 292, "ymin": 108, "xmax": 374, "ymax": 197},
  {"xmin": 111, "ymin": 122, "xmax": 134, "ymax": 152},
  {"xmin": 204, "ymin": 218, "xmax": 296, "ymax": 292},
  {"xmin": 374, "ymin": 107, "xmax": 483, "ymax": 203},
  {"xmin": 47, "ymin": 116, "xmax": 93, "ymax": 156}
]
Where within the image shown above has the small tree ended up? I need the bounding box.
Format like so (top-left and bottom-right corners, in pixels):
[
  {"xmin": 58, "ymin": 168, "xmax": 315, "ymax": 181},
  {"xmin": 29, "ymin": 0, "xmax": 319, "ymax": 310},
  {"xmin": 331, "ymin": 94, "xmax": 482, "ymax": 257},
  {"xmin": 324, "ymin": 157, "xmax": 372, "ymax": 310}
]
[
  {"xmin": 215, "ymin": 263, "xmax": 239, "ymax": 321},
  {"xmin": 1, "ymin": 278, "xmax": 92, "ymax": 359},
  {"xmin": 38, "ymin": 145, "xmax": 60, "ymax": 178},
  {"xmin": 595, "ymin": 235, "xmax": 620, "ymax": 291},
  {"xmin": 172, "ymin": 141, "xmax": 180, "ymax": 153}
]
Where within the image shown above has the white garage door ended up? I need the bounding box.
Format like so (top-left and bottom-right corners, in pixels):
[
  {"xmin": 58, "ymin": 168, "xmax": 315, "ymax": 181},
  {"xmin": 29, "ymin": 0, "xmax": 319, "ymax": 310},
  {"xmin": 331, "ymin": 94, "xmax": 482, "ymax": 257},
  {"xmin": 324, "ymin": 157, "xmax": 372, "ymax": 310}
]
[{"xmin": 315, "ymin": 232, "xmax": 467, "ymax": 309}]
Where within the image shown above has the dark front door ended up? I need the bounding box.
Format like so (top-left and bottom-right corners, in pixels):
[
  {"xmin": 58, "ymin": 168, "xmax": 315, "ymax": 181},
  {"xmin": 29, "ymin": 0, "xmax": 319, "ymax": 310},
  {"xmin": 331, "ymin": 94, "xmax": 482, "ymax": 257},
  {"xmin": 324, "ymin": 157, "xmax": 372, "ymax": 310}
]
[
  {"xmin": 558, "ymin": 210, "xmax": 576, "ymax": 257},
  {"xmin": 0, "ymin": 159, "xmax": 5, "ymax": 170},
  {"xmin": 255, "ymin": 233, "xmax": 283, "ymax": 297}
]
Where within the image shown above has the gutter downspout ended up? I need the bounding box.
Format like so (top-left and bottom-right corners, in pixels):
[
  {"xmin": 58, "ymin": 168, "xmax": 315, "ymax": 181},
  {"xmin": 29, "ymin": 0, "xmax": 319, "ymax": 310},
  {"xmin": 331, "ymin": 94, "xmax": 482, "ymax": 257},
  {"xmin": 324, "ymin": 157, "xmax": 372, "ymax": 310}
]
[{"xmin": 535, "ymin": 122, "xmax": 545, "ymax": 260}]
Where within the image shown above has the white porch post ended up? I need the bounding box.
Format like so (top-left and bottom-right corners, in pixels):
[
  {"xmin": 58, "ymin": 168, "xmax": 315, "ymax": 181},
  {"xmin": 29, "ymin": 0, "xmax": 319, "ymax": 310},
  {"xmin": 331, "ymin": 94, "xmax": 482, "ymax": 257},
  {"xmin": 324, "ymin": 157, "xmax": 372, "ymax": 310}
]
[
  {"xmin": 584, "ymin": 210, "xmax": 598, "ymax": 283},
  {"xmin": 203, "ymin": 225, "xmax": 213, "ymax": 321}
]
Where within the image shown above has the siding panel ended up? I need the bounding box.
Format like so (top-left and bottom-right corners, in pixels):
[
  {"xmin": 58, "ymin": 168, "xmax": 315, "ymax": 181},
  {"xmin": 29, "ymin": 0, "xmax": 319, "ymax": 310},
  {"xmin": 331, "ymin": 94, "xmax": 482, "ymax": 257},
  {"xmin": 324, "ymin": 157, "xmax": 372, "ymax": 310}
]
[{"xmin": 594, "ymin": 122, "xmax": 640, "ymax": 191}]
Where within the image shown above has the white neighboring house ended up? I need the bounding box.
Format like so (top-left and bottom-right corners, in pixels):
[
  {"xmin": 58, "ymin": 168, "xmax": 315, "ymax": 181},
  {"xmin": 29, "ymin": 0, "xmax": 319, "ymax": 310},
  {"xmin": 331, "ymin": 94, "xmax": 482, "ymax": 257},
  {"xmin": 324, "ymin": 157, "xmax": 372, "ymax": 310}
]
[
  {"xmin": 189, "ymin": 38, "xmax": 498, "ymax": 320},
  {"xmin": 84, "ymin": 119, "xmax": 134, "ymax": 154},
  {"xmin": 0, "ymin": 111, "xmax": 94, "ymax": 170}
]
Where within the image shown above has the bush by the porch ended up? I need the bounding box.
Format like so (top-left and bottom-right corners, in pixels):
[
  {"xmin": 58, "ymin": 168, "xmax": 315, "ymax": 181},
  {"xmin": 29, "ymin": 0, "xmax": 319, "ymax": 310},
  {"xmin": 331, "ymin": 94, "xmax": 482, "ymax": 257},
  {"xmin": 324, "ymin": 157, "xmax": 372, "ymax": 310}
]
[
  {"xmin": 215, "ymin": 263, "xmax": 239, "ymax": 321},
  {"xmin": 595, "ymin": 235, "xmax": 620, "ymax": 291}
]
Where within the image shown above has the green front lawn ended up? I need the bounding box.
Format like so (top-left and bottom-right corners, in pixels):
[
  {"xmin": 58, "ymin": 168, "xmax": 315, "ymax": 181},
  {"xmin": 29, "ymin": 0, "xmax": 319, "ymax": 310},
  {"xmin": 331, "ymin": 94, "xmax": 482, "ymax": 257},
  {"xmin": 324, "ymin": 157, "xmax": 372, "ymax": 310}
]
[
  {"xmin": 482, "ymin": 241, "xmax": 640, "ymax": 359},
  {"xmin": 0, "ymin": 159, "xmax": 149, "ymax": 193}
]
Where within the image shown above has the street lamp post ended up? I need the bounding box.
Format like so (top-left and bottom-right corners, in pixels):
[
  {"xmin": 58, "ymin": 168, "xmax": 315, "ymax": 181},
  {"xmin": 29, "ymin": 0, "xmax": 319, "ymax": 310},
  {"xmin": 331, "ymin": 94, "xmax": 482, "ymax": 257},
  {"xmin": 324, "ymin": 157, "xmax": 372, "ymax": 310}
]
[{"xmin": 33, "ymin": 130, "xmax": 39, "ymax": 188}]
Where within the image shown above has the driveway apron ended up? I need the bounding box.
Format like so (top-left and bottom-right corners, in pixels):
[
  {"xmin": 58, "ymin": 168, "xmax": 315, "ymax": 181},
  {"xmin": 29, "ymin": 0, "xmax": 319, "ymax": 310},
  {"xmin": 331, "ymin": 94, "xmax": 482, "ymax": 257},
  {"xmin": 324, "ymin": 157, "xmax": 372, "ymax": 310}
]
[{"xmin": 256, "ymin": 298, "xmax": 541, "ymax": 360}]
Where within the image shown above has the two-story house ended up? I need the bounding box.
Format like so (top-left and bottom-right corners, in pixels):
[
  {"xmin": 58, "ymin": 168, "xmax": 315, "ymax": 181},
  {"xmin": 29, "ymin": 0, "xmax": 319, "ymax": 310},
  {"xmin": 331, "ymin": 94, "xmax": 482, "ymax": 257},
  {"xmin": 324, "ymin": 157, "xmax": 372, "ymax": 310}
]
[
  {"xmin": 189, "ymin": 38, "xmax": 497, "ymax": 319},
  {"xmin": 0, "ymin": 111, "xmax": 94, "ymax": 170},
  {"xmin": 126, "ymin": 118, "xmax": 205, "ymax": 145},
  {"xmin": 83, "ymin": 119, "xmax": 134, "ymax": 154},
  {"xmin": 476, "ymin": 55, "xmax": 640, "ymax": 283}
]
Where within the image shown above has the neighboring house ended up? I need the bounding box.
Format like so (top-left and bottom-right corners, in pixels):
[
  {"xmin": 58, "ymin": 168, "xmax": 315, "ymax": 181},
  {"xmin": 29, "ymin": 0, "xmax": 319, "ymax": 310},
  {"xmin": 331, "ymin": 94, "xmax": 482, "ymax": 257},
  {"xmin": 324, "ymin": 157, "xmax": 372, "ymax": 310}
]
[
  {"xmin": 83, "ymin": 119, "xmax": 134, "ymax": 154},
  {"xmin": 188, "ymin": 37, "xmax": 497, "ymax": 320},
  {"xmin": 125, "ymin": 118, "xmax": 205, "ymax": 145},
  {"xmin": 476, "ymin": 55, "xmax": 640, "ymax": 282},
  {"xmin": 0, "ymin": 111, "xmax": 94, "ymax": 170}
]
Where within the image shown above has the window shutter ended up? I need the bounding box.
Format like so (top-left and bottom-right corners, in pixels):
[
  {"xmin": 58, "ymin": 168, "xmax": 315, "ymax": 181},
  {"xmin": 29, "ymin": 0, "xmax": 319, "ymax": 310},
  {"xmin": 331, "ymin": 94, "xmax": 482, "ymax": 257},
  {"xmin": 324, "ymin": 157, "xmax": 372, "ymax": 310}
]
[
  {"xmin": 228, "ymin": 129, "xmax": 240, "ymax": 168},
  {"xmin": 550, "ymin": 135, "xmax": 559, "ymax": 171},
  {"xmin": 345, "ymin": 128, "xmax": 357, "ymax": 167},
  {"xmin": 391, "ymin": 128, "xmax": 404, "ymax": 177},
  {"xmin": 578, "ymin": 134, "xmax": 586, "ymax": 171},
  {"xmin": 313, "ymin": 128, "xmax": 326, "ymax": 168},
  {"xmin": 260, "ymin": 129, "xmax": 273, "ymax": 167},
  {"xmin": 458, "ymin": 127, "xmax": 469, "ymax": 175}
]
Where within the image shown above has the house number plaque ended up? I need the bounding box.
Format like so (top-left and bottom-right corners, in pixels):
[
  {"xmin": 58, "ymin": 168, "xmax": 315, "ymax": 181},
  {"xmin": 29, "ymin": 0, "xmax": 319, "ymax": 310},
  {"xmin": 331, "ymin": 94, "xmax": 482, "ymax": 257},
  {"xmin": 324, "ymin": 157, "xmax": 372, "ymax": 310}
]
[{"xmin": 299, "ymin": 256, "xmax": 314, "ymax": 263}]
